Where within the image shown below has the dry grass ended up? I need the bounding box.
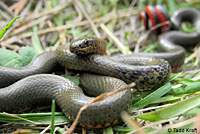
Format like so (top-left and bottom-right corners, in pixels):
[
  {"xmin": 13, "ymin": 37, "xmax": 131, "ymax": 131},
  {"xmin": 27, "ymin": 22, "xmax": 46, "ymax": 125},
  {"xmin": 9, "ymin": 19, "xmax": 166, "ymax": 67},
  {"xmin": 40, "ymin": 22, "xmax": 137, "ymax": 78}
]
[{"xmin": 0, "ymin": 0, "xmax": 200, "ymax": 134}]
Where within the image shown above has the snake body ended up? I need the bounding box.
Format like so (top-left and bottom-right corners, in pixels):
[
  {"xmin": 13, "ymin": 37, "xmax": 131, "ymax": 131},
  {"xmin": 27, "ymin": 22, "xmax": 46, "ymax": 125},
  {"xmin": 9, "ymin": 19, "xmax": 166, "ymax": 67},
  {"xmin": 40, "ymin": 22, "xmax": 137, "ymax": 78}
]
[
  {"xmin": 0, "ymin": 8, "xmax": 199, "ymax": 127},
  {"xmin": 0, "ymin": 52, "xmax": 57, "ymax": 88},
  {"xmin": 137, "ymin": 7, "xmax": 200, "ymax": 71},
  {"xmin": 56, "ymin": 43, "xmax": 170, "ymax": 89}
]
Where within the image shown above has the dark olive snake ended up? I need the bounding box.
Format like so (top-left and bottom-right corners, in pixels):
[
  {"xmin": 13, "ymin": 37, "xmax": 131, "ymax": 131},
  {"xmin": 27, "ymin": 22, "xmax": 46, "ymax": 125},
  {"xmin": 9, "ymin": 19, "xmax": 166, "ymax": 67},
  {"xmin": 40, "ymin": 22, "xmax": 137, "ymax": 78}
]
[{"xmin": 0, "ymin": 7, "xmax": 199, "ymax": 128}]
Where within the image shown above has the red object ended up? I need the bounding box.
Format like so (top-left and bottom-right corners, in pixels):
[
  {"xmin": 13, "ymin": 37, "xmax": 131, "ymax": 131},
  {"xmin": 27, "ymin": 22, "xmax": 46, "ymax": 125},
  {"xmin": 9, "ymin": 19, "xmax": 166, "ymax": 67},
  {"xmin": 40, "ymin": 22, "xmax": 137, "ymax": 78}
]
[
  {"xmin": 138, "ymin": 5, "xmax": 170, "ymax": 35},
  {"xmin": 145, "ymin": 5, "xmax": 159, "ymax": 34},
  {"xmin": 154, "ymin": 5, "xmax": 170, "ymax": 33},
  {"xmin": 139, "ymin": 12, "xmax": 148, "ymax": 30}
]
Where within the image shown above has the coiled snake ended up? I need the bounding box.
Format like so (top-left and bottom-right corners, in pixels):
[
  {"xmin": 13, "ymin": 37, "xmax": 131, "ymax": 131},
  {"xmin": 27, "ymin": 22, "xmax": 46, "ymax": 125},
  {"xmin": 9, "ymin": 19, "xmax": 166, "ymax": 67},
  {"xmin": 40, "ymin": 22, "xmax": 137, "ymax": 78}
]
[{"xmin": 0, "ymin": 7, "xmax": 199, "ymax": 128}]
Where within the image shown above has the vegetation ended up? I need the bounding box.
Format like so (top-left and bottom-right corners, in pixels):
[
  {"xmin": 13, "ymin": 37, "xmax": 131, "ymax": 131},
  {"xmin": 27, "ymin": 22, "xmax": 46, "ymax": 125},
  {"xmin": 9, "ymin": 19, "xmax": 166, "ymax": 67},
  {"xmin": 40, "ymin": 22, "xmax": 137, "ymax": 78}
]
[{"xmin": 0, "ymin": 0, "xmax": 200, "ymax": 133}]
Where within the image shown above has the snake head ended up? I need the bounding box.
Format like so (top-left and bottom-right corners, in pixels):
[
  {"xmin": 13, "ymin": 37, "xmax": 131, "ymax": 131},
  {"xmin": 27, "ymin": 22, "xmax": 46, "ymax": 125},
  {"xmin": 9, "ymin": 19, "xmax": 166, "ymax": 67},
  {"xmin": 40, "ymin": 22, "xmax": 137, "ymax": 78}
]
[{"xmin": 70, "ymin": 37, "xmax": 106, "ymax": 55}]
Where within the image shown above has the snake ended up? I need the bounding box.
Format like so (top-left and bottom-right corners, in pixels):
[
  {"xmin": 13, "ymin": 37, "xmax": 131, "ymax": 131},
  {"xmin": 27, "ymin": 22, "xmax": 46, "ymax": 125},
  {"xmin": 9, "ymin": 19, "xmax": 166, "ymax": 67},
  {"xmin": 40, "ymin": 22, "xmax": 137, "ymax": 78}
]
[
  {"xmin": 0, "ymin": 7, "xmax": 199, "ymax": 128},
  {"xmin": 138, "ymin": 6, "xmax": 200, "ymax": 71}
]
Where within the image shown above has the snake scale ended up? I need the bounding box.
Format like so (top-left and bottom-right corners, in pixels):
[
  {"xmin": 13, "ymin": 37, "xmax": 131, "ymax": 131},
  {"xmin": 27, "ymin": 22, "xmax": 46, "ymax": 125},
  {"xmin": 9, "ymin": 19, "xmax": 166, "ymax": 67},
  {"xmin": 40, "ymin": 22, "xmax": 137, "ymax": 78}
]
[{"xmin": 0, "ymin": 7, "xmax": 199, "ymax": 128}]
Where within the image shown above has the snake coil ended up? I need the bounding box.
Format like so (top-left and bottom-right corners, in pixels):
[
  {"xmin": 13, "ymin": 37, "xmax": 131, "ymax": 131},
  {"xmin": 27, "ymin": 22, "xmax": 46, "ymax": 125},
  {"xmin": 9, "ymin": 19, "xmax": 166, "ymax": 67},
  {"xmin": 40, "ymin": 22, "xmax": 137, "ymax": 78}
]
[{"xmin": 0, "ymin": 7, "xmax": 199, "ymax": 128}]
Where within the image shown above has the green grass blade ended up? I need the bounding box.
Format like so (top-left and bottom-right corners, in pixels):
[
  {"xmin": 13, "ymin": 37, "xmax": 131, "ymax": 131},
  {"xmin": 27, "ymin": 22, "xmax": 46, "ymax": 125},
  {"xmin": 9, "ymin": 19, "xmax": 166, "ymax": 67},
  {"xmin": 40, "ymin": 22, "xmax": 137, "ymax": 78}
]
[
  {"xmin": 31, "ymin": 26, "xmax": 43, "ymax": 54},
  {"xmin": 167, "ymin": 0, "xmax": 176, "ymax": 14},
  {"xmin": 156, "ymin": 0, "xmax": 163, "ymax": 5},
  {"xmin": 55, "ymin": 127, "xmax": 66, "ymax": 133},
  {"xmin": 51, "ymin": 100, "xmax": 56, "ymax": 134},
  {"xmin": 132, "ymin": 82, "xmax": 171, "ymax": 110},
  {"xmin": 169, "ymin": 72, "xmax": 183, "ymax": 81},
  {"xmin": 51, "ymin": 0, "xmax": 58, "ymax": 8},
  {"xmin": 136, "ymin": 94, "xmax": 200, "ymax": 122},
  {"xmin": 0, "ymin": 112, "xmax": 68, "ymax": 124},
  {"xmin": 104, "ymin": 127, "xmax": 114, "ymax": 134},
  {"xmin": 51, "ymin": 0, "xmax": 63, "ymax": 26},
  {"xmin": 0, "ymin": 16, "xmax": 20, "ymax": 40},
  {"xmin": 149, "ymin": 94, "xmax": 187, "ymax": 104},
  {"xmin": 125, "ymin": 32, "xmax": 138, "ymax": 42},
  {"xmin": 113, "ymin": 126, "xmax": 133, "ymax": 132},
  {"xmin": 169, "ymin": 78, "xmax": 200, "ymax": 95}
]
